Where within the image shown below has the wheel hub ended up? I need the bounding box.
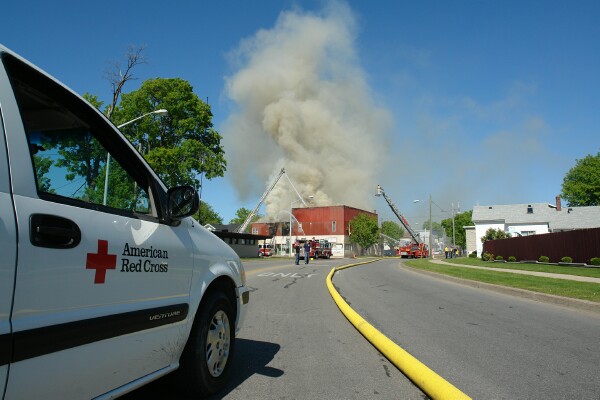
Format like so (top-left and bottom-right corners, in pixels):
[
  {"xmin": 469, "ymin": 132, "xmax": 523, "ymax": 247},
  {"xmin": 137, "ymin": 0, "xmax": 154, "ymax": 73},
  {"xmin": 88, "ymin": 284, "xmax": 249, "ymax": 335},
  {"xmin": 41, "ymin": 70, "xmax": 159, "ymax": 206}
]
[{"xmin": 205, "ymin": 310, "xmax": 230, "ymax": 377}]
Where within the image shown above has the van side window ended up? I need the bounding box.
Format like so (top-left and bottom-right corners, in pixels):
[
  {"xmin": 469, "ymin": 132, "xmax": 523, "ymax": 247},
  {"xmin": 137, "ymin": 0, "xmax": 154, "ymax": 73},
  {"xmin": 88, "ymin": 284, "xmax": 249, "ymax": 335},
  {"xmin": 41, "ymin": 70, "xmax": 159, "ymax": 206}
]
[
  {"xmin": 6, "ymin": 57, "xmax": 151, "ymax": 215},
  {"xmin": 28, "ymin": 129, "xmax": 150, "ymax": 213}
]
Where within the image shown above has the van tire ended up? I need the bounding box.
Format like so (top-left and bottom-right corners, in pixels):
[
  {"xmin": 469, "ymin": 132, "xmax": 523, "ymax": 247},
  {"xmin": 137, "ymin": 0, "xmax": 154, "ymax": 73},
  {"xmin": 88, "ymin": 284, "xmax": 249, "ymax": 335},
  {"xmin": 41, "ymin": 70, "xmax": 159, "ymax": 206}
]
[{"xmin": 175, "ymin": 291, "xmax": 235, "ymax": 397}]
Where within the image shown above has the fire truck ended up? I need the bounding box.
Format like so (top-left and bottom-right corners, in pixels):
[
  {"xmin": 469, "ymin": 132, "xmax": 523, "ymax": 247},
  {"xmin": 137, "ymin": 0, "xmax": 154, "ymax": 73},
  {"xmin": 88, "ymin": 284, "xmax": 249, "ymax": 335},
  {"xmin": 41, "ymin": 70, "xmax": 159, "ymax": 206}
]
[
  {"xmin": 258, "ymin": 244, "xmax": 273, "ymax": 257},
  {"xmin": 299, "ymin": 239, "xmax": 333, "ymax": 259},
  {"xmin": 311, "ymin": 239, "xmax": 333, "ymax": 259},
  {"xmin": 376, "ymin": 185, "xmax": 429, "ymax": 258},
  {"xmin": 399, "ymin": 242, "xmax": 428, "ymax": 258}
]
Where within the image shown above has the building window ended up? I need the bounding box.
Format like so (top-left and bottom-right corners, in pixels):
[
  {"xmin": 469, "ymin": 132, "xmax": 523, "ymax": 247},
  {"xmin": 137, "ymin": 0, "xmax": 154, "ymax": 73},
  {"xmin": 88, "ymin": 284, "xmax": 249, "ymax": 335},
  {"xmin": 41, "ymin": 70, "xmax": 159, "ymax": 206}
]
[
  {"xmin": 521, "ymin": 231, "xmax": 535, "ymax": 236},
  {"xmin": 252, "ymin": 227, "xmax": 258, "ymax": 234},
  {"xmin": 332, "ymin": 220, "xmax": 336, "ymax": 233},
  {"xmin": 527, "ymin": 205, "xmax": 533, "ymax": 214}
]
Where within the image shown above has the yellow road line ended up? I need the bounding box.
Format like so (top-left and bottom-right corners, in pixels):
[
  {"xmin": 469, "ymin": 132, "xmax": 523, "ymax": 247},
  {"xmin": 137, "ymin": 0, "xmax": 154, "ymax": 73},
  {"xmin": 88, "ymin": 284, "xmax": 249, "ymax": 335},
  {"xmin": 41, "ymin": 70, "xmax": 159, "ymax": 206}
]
[{"xmin": 326, "ymin": 260, "xmax": 471, "ymax": 400}]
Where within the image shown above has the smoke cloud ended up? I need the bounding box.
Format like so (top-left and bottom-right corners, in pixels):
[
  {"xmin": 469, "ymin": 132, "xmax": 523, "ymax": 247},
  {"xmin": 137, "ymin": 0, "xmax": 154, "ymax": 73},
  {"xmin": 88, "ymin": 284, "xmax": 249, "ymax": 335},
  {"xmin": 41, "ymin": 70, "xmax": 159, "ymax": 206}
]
[{"xmin": 222, "ymin": 2, "xmax": 391, "ymax": 220}]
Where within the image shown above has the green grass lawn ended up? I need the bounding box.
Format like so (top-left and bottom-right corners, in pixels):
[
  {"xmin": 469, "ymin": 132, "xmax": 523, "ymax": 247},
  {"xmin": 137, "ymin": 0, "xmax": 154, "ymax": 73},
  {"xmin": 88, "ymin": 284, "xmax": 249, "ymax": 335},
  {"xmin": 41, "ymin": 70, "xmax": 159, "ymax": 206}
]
[
  {"xmin": 440, "ymin": 257, "xmax": 600, "ymax": 278},
  {"xmin": 404, "ymin": 259, "xmax": 600, "ymax": 302}
]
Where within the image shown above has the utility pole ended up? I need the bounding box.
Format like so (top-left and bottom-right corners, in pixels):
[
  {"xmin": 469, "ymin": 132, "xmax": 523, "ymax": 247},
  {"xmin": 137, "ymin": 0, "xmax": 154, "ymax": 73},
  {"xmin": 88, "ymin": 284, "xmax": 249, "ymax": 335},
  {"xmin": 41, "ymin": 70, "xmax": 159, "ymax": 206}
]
[
  {"xmin": 429, "ymin": 194, "xmax": 433, "ymax": 259},
  {"xmin": 452, "ymin": 202, "xmax": 456, "ymax": 246}
]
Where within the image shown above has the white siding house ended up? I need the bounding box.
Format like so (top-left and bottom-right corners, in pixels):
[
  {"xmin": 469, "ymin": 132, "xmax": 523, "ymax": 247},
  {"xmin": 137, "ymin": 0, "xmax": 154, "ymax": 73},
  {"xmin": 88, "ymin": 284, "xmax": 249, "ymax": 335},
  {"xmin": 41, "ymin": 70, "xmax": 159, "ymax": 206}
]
[{"xmin": 472, "ymin": 199, "xmax": 600, "ymax": 257}]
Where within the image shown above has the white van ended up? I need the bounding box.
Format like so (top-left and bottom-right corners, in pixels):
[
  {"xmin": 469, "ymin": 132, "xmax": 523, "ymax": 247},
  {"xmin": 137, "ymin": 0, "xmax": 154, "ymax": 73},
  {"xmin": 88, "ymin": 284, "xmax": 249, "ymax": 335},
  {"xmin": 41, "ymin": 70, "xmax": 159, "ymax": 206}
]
[{"xmin": 0, "ymin": 44, "xmax": 249, "ymax": 399}]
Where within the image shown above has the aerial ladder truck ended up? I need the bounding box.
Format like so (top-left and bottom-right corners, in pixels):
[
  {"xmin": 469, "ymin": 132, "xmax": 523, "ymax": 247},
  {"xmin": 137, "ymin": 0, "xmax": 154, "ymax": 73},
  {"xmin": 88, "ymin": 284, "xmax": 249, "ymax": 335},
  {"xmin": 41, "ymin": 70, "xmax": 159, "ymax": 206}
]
[
  {"xmin": 376, "ymin": 185, "xmax": 429, "ymax": 258},
  {"xmin": 237, "ymin": 168, "xmax": 306, "ymax": 234}
]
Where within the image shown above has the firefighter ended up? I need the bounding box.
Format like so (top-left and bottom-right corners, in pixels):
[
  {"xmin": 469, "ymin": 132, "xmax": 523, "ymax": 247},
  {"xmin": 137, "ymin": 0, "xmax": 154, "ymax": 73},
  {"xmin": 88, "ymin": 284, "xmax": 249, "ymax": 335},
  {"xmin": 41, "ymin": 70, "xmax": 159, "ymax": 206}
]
[
  {"xmin": 295, "ymin": 240, "xmax": 301, "ymax": 265},
  {"xmin": 303, "ymin": 240, "xmax": 311, "ymax": 264}
]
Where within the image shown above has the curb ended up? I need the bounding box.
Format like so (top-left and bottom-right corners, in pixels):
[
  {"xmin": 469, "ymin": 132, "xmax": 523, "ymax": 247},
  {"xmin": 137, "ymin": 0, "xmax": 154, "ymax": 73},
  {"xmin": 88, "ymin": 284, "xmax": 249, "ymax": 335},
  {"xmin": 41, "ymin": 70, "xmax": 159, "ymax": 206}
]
[
  {"xmin": 326, "ymin": 259, "xmax": 471, "ymax": 400},
  {"xmin": 402, "ymin": 264, "xmax": 600, "ymax": 315}
]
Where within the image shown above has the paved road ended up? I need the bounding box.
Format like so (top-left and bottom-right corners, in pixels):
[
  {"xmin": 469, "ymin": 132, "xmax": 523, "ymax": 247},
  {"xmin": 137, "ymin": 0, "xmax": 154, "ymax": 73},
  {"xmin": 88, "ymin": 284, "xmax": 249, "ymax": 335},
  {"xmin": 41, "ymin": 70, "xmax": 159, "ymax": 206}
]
[
  {"xmin": 334, "ymin": 259, "xmax": 600, "ymax": 400},
  {"xmin": 125, "ymin": 257, "xmax": 426, "ymax": 399},
  {"xmin": 124, "ymin": 256, "xmax": 600, "ymax": 399}
]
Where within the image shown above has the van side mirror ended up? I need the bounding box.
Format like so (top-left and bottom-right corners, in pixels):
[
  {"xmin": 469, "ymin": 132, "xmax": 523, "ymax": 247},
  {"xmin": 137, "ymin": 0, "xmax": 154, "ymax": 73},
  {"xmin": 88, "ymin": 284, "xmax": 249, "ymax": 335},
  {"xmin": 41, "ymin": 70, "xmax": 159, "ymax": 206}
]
[{"xmin": 166, "ymin": 186, "xmax": 199, "ymax": 221}]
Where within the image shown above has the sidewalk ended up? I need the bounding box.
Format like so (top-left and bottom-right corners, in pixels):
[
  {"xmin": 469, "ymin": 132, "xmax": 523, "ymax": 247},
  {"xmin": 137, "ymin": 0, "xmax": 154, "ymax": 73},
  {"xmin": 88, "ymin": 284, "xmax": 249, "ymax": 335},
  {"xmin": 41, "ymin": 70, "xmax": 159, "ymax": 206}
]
[{"xmin": 430, "ymin": 258, "xmax": 600, "ymax": 284}]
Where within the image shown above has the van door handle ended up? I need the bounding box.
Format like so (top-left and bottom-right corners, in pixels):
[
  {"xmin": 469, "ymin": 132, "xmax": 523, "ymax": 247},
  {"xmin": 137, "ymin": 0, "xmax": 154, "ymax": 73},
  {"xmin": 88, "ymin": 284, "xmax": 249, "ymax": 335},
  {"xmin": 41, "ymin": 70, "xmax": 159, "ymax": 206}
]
[{"xmin": 30, "ymin": 214, "xmax": 81, "ymax": 249}]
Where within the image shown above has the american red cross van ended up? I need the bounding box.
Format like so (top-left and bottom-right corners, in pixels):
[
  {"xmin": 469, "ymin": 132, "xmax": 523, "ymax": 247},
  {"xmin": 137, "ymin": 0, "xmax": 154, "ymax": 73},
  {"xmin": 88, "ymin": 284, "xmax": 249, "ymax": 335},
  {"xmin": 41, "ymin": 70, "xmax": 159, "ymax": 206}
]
[{"xmin": 0, "ymin": 44, "xmax": 249, "ymax": 399}]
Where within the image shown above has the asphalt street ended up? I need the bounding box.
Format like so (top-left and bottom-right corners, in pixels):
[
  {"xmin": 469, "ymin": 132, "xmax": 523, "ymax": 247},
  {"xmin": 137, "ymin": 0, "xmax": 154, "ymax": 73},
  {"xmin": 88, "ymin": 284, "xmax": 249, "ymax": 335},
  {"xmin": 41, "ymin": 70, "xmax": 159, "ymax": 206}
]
[
  {"xmin": 125, "ymin": 257, "xmax": 426, "ymax": 399},
  {"xmin": 334, "ymin": 259, "xmax": 600, "ymax": 399},
  {"xmin": 210, "ymin": 258, "xmax": 427, "ymax": 399},
  {"xmin": 124, "ymin": 257, "xmax": 600, "ymax": 399}
]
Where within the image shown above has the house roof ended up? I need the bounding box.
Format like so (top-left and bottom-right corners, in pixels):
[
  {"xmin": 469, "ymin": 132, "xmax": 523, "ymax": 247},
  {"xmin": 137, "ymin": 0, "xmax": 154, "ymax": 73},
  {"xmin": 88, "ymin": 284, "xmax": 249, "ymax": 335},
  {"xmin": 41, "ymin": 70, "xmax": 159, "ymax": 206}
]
[{"xmin": 472, "ymin": 203, "xmax": 600, "ymax": 231}]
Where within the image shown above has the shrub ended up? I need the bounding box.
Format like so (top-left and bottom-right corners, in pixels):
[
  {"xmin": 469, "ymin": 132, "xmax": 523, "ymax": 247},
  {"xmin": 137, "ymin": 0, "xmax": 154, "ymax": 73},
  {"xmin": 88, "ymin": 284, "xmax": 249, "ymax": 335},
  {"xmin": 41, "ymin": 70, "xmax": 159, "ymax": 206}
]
[
  {"xmin": 538, "ymin": 256, "xmax": 550, "ymax": 263},
  {"xmin": 468, "ymin": 252, "xmax": 478, "ymax": 258},
  {"xmin": 560, "ymin": 256, "xmax": 573, "ymax": 263},
  {"xmin": 590, "ymin": 257, "xmax": 600, "ymax": 266},
  {"xmin": 495, "ymin": 255, "xmax": 504, "ymax": 261},
  {"xmin": 480, "ymin": 228, "xmax": 512, "ymax": 243},
  {"xmin": 482, "ymin": 252, "xmax": 494, "ymax": 261},
  {"xmin": 508, "ymin": 256, "xmax": 516, "ymax": 262}
]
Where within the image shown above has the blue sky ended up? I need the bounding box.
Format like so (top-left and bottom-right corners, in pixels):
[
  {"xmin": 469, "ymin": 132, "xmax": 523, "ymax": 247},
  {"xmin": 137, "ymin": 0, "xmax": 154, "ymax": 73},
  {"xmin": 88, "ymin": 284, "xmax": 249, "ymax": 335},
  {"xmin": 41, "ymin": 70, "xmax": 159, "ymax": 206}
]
[{"xmin": 2, "ymin": 0, "xmax": 599, "ymax": 226}]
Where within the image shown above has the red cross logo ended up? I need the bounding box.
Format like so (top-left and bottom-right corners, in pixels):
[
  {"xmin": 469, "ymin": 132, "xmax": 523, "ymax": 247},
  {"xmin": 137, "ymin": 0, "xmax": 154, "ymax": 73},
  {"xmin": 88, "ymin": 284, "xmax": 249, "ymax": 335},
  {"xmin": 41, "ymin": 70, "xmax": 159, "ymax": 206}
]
[{"xmin": 86, "ymin": 240, "xmax": 117, "ymax": 284}]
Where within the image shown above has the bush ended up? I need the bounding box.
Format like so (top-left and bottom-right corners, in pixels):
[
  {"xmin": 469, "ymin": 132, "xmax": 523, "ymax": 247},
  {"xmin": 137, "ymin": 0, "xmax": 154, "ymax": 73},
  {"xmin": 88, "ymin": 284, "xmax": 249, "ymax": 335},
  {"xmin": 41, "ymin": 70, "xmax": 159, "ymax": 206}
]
[
  {"xmin": 508, "ymin": 256, "xmax": 516, "ymax": 262},
  {"xmin": 482, "ymin": 252, "xmax": 494, "ymax": 261},
  {"xmin": 468, "ymin": 252, "xmax": 477, "ymax": 258},
  {"xmin": 560, "ymin": 256, "xmax": 573, "ymax": 263},
  {"xmin": 495, "ymin": 255, "xmax": 504, "ymax": 261},
  {"xmin": 590, "ymin": 257, "xmax": 600, "ymax": 266},
  {"xmin": 538, "ymin": 256, "xmax": 550, "ymax": 263},
  {"xmin": 481, "ymin": 228, "xmax": 512, "ymax": 243}
]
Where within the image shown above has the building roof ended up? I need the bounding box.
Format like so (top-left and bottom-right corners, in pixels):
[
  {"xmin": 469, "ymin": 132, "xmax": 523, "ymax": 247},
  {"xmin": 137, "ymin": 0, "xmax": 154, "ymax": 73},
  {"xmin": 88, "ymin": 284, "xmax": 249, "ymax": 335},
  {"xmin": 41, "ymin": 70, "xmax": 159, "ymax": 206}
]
[
  {"xmin": 205, "ymin": 223, "xmax": 241, "ymax": 232},
  {"xmin": 472, "ymin": 203, "xmax": 600, "ymax": 231},
  {"xmin": 211, "ymin": 231, "xmax": 271, "ymax": 241}
]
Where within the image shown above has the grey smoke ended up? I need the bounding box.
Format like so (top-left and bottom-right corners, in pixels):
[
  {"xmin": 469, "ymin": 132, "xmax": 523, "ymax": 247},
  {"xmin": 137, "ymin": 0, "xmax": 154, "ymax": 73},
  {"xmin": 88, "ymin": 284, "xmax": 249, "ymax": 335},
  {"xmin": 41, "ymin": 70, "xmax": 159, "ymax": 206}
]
[{"xmin": 222, "ymin": 2, "xmax": 392, "ymax": 220}]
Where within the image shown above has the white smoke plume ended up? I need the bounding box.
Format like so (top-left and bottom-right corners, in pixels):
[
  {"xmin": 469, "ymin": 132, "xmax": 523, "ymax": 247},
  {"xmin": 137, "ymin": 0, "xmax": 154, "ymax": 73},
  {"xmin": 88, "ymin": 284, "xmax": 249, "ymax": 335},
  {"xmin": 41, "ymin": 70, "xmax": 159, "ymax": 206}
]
[{"xmin": 222, "ymin": 2, "xmax": 392, "ymax": 220}]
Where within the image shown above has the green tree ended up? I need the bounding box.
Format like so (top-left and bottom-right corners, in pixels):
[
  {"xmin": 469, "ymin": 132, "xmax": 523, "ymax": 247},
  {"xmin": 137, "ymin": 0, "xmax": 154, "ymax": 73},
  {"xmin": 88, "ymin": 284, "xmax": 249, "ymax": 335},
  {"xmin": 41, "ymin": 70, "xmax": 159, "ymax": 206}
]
[
  {"xmin": 195, "ymin": 202, "xmax": 223, "ymax": 225},
  {"xmin": 349, "ymin": 213, "xmax": 379, "ymax": 255},
  {"xmin": 381, "ymin": 220, "xmax": 404, "ymax": 241},
  {"xmin": 32, "ymin": 150, "xmax": 54, "ymax": 193},
  {"xmin": 480, "ymin": 227, "xmax": 511, "ymax": 243},
  {"xmin": 561, "ymin": 152, "xmax": 600, "ymax": 206},
  {"xmin": 83, "ymin": 93, "xmax": 104, "ymax": 110},
  {"xmin": 38, "ymin": 48, "xmax": 149, "ymax": 210},
  {"xmin": 441, "ymin": 210, "xmax": 473, "ymax": 249},
  {"xmin": 42, "ymin": 129, "xmax": 109, "ymax": 202},
  {"xmin": 229, "ymin": 207, "xmax": 261, "ymax": 232},
  {"xmin": 113, "ymin": 78, "xmax": 226, "ymax": 189}
]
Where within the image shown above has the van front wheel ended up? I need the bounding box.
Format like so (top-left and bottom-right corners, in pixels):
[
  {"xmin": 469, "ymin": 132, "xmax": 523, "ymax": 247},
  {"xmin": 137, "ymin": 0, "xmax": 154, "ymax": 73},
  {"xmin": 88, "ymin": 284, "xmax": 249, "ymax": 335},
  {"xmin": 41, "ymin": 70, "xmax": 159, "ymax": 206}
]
[{"xmin": 176, "ymin": 291, "xmax": 235, "ymax": 397}]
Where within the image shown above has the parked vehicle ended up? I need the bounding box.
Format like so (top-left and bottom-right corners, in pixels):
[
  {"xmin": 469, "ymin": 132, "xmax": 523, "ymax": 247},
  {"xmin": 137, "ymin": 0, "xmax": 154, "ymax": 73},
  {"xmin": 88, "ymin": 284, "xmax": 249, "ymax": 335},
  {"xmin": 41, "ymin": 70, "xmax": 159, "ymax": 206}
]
[
  {"xmin": 0, "ymin": 44, "xmax": 249, "ymax": 399},
  {"xmin": 298, "ymin": 239, "xmax": 332, "ymax": 259},
  {"xmin": 398, "ymin": 242, "xmax": 429, "ymax": 258},
  {"xmin": 376, "ymin": 185, "xmax": 429, "ymax": 258},
  {"xmin": 312, "ymin": 239, "xmax": 333, "ymax": 259},
  {"xmin": 259, "ymin": 243, "xmax": 273, "ymax": 256}
]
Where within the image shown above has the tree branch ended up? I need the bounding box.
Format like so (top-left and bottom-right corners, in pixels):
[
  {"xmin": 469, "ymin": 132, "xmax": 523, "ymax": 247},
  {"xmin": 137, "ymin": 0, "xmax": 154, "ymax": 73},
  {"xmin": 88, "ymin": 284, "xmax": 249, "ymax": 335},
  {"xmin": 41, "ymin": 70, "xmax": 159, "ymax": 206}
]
[{"xmin": 103, "ymin": 45, "xmax": 147, "ymax": 119}]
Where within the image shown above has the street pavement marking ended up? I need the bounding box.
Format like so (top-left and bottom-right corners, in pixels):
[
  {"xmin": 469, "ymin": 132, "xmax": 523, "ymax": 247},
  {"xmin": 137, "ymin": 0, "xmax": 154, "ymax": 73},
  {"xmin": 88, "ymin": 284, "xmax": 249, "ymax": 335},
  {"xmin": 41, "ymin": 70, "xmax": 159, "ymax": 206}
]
[{"xmin": 257, "ymin": 272, "xmax": 317, "ymax": 278}]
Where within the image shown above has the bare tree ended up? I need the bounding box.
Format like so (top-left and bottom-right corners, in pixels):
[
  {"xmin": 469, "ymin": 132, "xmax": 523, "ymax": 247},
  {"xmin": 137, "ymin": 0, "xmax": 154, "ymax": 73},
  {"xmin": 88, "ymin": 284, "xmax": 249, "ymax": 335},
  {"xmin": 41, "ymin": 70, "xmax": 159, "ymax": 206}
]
[{"xmin": 103, "ymin": 45, "xmax": 147, "ymax": 119}]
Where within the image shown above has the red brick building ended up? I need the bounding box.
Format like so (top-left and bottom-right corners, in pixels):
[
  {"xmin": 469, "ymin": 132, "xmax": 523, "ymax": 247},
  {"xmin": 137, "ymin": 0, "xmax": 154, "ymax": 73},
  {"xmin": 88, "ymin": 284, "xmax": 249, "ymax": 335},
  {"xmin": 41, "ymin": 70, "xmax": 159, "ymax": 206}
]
[{"xmin": 251, "ymin": 205, "xmax": 378, "ymax": 258}]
